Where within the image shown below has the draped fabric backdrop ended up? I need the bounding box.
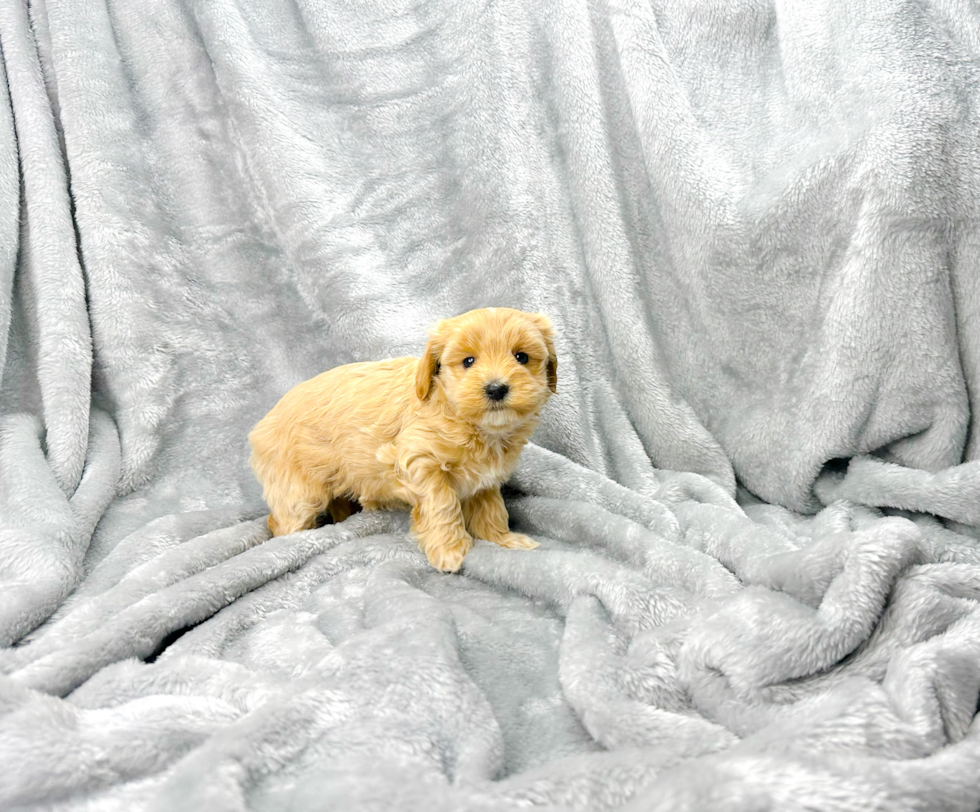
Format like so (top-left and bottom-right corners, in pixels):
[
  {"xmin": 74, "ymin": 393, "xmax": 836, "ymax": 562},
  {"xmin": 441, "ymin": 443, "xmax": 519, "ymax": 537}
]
[{"xmin": 2, "ymin": 0, "xmax": 980, "ymax": 809}]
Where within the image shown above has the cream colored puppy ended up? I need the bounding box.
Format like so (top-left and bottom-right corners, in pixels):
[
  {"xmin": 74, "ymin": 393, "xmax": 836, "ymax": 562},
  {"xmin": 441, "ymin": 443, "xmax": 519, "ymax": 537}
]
[{"xmin": 248, "ymin": 307, "xmax": 557, "ymax": 572}]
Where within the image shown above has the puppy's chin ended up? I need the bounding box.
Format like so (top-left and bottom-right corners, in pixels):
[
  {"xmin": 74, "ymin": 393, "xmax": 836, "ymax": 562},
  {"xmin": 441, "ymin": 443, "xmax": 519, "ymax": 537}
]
[{"xmin": 479, "ymin": 406, "xmax": 523, "ymax": 432}]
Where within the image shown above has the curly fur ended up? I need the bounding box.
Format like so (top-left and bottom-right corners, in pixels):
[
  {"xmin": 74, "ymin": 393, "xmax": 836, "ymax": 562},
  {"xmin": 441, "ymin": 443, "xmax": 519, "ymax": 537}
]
[{"xmin": 248, "ymin": 307, "xmax": 557, "ymax": 571}]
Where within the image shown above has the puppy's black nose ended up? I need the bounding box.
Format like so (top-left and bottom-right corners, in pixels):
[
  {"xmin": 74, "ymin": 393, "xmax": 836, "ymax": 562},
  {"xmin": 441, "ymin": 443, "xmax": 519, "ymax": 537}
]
[{"xmin": 485, "ymin": 382, "xmax": 509, "ymax": 402}]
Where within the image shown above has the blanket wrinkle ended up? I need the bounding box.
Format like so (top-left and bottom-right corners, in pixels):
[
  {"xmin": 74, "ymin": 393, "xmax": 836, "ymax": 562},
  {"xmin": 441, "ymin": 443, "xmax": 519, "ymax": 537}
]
[
  {"xmin": 0, "ymin": 409, "xmax": 118, "ymax": 647},
  {"xmin": 678, "ymin": 517, "xmax": 921, "ymax": 703},
  {"xmin": 3, "ymin": 0, "xmax": 980, "ymax": 809},
  {"xmin": 0, "ymin": 0, "xmax": 91, "ymax": 497}
]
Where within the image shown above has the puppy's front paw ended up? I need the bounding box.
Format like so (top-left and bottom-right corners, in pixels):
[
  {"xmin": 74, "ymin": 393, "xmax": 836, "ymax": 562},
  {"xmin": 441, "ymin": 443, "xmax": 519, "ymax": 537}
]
[
  {"xmin": 423, "ymin": 534, "xmax": 473, "ymax": 573},
  {"xmin": 492, "ymin": 532, "xmax": 539, "ymax": 550}
]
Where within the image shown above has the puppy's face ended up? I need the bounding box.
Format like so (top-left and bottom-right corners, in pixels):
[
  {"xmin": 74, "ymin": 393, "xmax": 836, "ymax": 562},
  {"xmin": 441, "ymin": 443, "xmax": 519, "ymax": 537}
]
[{"xmin": 415, "ymin": 308, "xmax": 557, "ymax": 430}]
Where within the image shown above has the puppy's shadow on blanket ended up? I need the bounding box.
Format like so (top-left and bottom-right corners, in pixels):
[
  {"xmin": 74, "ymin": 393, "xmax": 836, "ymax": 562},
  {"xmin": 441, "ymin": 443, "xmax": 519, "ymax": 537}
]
[{"xmin": 314, "ymin": 497, "xmax": 363, "ymax": 528}]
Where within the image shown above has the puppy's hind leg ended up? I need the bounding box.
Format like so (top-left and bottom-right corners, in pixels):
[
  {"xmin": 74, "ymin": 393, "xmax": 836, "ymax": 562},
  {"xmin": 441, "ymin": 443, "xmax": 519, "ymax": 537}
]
[
  {"xmin": 265, "ymin": 474, "xmax": 333, "ymax": 537},
  {"xmin": 463, "ymin": 487, "xmax": 538, "ymax": 550}
]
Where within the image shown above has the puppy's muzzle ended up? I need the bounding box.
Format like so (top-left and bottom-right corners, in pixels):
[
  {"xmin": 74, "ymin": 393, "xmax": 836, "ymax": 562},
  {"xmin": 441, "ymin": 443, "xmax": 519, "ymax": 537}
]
[{"xmin": 485, "ymin": 382, "xmax": 509, "ymax": 402}]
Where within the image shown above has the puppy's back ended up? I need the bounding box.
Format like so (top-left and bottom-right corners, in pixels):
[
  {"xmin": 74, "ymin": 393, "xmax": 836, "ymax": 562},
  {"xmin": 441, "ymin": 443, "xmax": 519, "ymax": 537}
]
[{"xmin": 249, "ymin": 357, "xmax": 418, "ymax": 479}]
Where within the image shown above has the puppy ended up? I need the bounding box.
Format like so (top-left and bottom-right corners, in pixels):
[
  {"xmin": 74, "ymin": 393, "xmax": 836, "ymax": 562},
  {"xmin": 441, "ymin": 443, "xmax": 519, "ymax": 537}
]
[{"xmin": 248, "ymin": 307, "xmax": 557, "ymax": 572}]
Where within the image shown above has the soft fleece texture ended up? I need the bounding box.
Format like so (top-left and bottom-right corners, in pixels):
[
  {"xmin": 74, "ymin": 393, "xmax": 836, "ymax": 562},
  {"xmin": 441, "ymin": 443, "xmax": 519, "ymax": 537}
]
[{"xmin": 2, "ymin": 0, "xmax": 980, "ymax": 809}]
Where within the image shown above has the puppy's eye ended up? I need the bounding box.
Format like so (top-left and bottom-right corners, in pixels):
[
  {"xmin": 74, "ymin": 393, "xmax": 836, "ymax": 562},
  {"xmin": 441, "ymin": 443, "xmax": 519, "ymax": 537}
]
[
  {"xmin": 462, "ymin": 357, "xmax": 476, "ymax": 368},
  {"xmin": 514, "ymin": 352, "xmax": 529, "ymax": 365}
]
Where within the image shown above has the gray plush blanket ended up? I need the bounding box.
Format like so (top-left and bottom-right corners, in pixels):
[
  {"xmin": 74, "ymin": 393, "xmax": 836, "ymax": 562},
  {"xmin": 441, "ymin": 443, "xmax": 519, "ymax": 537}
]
[{"xmin": 2, "ymin": 0, "xmax": 980, "ymax": 809}]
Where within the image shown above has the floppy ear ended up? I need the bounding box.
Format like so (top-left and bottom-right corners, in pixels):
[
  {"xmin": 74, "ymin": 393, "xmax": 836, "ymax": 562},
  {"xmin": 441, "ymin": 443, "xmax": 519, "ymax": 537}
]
[
  {"xmin": 533, "ymin": 313, "xmax": 558, "ymax": 394},
  {"xmin": 415, "ymin": 321, "xmax": 447, "ymax": 401}
]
